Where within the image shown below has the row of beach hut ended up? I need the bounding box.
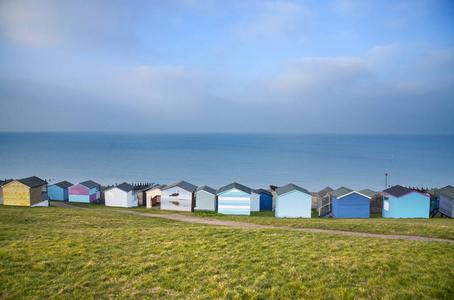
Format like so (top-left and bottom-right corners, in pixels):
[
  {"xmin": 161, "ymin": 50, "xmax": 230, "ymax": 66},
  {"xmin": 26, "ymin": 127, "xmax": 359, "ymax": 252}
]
[{"xmin": 1, "ymin": 176, "xmax": 453, "ymax": 218}]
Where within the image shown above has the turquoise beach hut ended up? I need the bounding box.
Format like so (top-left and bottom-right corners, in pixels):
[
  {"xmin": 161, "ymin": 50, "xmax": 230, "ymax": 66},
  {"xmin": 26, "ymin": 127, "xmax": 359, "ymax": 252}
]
[
  {"xmin": 329, "ymin": 187, "xmax": 371, "ymax": 218},
  {"xmin": 275, "ymin": 183, "xmax": 312, "ymax": 218},
  {"xmin": 217, "ymin": 182, "xmax": 252, "ymax": 215},
  {"xmin": 47, "ymin": 181, "xmax": 73, "ymax": 201},
  {"xmin": 382, "ymin": 185, "xmax": 430, "ymax": 218},
  {"xmin": 195, "ymin": 185, "xmax": 218, "ymax": 211}
]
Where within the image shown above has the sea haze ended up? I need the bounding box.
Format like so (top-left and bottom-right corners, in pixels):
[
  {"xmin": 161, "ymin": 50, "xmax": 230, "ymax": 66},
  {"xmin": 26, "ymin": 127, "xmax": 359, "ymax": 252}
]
[{"xmin": 0, "ymin": 132, "xmax": 452, "ymax": 192}]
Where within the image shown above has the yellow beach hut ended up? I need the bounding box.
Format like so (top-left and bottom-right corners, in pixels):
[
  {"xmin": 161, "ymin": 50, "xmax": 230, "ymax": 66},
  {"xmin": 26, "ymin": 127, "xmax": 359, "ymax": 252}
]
[{"xmin": 2, "ymin": 176, "xmax": 49, "ymax": 207}]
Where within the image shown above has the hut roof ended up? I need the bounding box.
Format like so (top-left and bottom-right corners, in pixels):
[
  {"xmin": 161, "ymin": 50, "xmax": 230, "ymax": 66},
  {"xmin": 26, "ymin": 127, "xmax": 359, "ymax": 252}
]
[
  {"xmin": 329, "ymin": 187, "xmax": 354, "ymax": 199},
  {"xmin": 438, "ymin": 185, "xmax": 454, "ymax": 199},
  {"xmin": 0, "ymin": 179, "xmax": 14, "ymax": 187},
  {"xmin": 133, "ymin": 184, "xmax": 153, "ymax": 192},
  {"xmin": 252, "ymin": 188, "xmax": 273, "ymax": 196},
  {"xmin": 383, "ymin": 185, "xmax": 413, "ymax": 198},
  {"xmin": 80, "ymin": 180, "xmax": 101, "ymax": 189},
  {"xmin": 54, "ymin": 181, "xmax": 73, "ymax": 189},
  {"xmin": 18, "ymin": 176, "xmax": 47, "ymax": 188},
  {"xmin": 276, "ymin": 183, "xmax": 310, "ymax": 196},
  {"xmin": 196, "ymin": 185, "xmax": 217, "ymax": 195},
  {"xmin": 162, "ymin": 180, "xmax": 197, "ymax": 192},
  {"xmin": 318, "ymin": 186, "xmax": 333, "ymax": 197},
  {"xmin": 115, "ymin": 182, "xmax": 135, "ymax": 192},
  {"xmin": 358, "ymin": 188, "xmax": 377, "ymax": 198},
  {"xmin": 217, "ymin": 182, "xmax": 252, "ymax": 195}
]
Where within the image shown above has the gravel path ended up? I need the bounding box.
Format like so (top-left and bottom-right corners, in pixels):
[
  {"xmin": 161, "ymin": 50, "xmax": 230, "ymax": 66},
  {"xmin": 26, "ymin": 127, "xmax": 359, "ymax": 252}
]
[{"xmin": 50, "ymin": 202, "xmax": 454, "ymax": 243}]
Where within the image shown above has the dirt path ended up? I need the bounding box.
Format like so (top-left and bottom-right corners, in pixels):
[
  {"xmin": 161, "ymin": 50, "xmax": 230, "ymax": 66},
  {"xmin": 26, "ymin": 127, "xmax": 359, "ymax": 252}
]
[{"xmin": 50, "ymin": 202, "xmax": 454, "ymax": 243}]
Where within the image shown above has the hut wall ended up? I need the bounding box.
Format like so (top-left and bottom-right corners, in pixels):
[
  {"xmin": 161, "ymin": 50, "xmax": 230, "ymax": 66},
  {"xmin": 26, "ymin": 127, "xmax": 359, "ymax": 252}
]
[
  {"xmin": 3, "ymin": 181, "xmax": 30, "ymax": 206},
  {"xmin": 0, "ymin": 187, "xmax": 3, "ymax": 205},
  {"xmin": 275, "ymin": 190, "xmax": 311, "ymax": 218},
  {"xmin": 250, "ymin": 192, "xmax": 260, "ymax": 212},
  {"xmin": 48, "ymin": 185, "xmax": 65, "ymax": 201},
  {"xmin": 383, "ymin": 192, "xmax": 429, "ymax": 218},
  {"xmin": 218, "ymin": 188, "xmax": 251, "ymax": 215},
  {"xmin": 29, "ymin": 186, "xmax": 43, "ymax": 206},
  {"xmin": 68, "ymin": 185, "xmax": 90, "ymax": 203},
  {"xmin": 259, "ymin": 193, "xmax": 273, "ymax": 211},
  {"xmin": 194, "ymin": 191, "xmax": 217, "ymax": 211},
  {"xmin": 146, "ymin": 189, "xmax": 162, "ymax": 208},
  {"xmin": 332, "ymin": 193, "xmax": 370, "ymax": 218},
  {"xmin": 370, "ymin": 193, "xmax": 383, "ymax": 214},
  {"xmin": 105, "ymin": 188, "xmax": 138, "ymax": 208},
  {"xmin": 439, "ymin": 194, "xmax": 453, "ymax": 218},
  {"xmin": 317, "ymin": 194, "xmax": 331, "ymax": 214},
  {"xmin": 161, "ymin": 187, "xmax": 194, "ymax": 212}
]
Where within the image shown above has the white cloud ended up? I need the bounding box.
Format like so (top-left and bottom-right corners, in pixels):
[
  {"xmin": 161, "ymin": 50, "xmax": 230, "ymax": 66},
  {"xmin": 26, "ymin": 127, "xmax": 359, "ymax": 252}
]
[{"xmin": 232, "ymin": 1, "xmax": 310, "ymax": 41}]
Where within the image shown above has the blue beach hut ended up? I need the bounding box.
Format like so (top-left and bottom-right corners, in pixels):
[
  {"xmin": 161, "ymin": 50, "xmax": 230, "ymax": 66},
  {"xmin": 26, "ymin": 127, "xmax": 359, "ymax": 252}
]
[
  {"xmin": 275, "ymin": 183, "xmax": 312, "ymax": 218},
  {"xmin": 47, "ymin": 181, "xmax": 73, "ymax": 201},
  {"xmin": 329, "ymin": 187, "xmax": 371, "ymax": 218},
  {"xmin": 217, "ymin": 182, "xmax": 252, "ymax": 215},
  {"xmin": 250, "ymin": 189, "xmax": 273, "ymax": 211},
  {"xmin": 382, "ymin": 185, "xmax": 430, "ymax": 218}
]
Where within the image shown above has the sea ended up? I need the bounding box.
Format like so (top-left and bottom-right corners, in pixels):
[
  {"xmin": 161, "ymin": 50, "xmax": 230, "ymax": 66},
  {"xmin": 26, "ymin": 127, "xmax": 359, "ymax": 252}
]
[{"xmin": 0, "ymin": 132, "xmax": 453, "ymax": 192}]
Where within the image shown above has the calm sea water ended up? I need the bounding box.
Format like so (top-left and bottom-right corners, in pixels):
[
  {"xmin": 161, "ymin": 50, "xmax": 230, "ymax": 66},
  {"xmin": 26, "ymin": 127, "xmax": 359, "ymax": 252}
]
[{"xmin": 0, "ymin": 132, "xmax": 453, "ymax": 192}]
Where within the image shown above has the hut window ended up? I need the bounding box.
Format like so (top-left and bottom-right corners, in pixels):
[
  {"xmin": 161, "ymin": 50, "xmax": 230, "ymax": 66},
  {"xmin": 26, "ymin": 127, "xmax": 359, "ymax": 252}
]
[
  {"xmin": 384, "ymin": 201, "xmax": 389, "ymax": 211},
  {"xmin": 384, "ymin": 193, "xmax": 389, "ymax": 200}
]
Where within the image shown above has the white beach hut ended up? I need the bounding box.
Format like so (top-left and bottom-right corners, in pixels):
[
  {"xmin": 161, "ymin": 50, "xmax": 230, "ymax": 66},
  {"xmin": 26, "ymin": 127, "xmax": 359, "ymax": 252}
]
[{"xmin": 105, "ymin": 182, "xmax": 138, "ymax": 208}]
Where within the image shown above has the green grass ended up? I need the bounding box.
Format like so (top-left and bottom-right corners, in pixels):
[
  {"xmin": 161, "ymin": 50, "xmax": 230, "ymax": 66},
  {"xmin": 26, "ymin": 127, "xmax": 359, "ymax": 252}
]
[
  {"xmin": 58, "ymin": 202, "xmax": 454, "ymax": 240},
  {"xmin": 1, "ymin": 206, "xmax": 453, "ymax": 299}
]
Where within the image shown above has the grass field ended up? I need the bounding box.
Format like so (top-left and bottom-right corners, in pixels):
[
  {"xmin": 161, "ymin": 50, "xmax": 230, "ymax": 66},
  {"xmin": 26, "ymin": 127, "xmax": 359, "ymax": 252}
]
[
  {"xmin": 67, "ymin": 202, "xmax": 454, "ymax": 240},
  {"xmin": 0, "ymin": 206, "xmax": 453, "ymax": 299}
]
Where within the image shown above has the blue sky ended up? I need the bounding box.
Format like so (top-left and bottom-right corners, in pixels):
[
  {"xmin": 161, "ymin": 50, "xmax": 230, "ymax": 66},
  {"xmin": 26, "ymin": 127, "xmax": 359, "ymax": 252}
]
[{"xmin": 0, "ymin": 0, "xmax": 453, "ymax": 133}]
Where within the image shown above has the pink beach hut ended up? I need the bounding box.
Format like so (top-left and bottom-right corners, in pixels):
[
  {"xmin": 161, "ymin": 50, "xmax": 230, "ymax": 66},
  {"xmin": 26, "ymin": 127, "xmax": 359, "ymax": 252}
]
[{"xmin": 68, "ymin": 180, "xmax": 101, "ymax": 204}]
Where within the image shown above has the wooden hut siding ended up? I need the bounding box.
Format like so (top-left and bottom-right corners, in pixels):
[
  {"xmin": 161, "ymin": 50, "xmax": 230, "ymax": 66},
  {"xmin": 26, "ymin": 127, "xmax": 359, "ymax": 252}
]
[
  {"xmin": 383, "ymin": 192, "xmax": 429, "ymax": 218},
  {"xmin": 332, "ymin": 193, "xmax": 370, "ymax": 218},
  {"xmin": 161, "ymin": 187, "xmax": 195, "ymax": 212},
  {"xmin": 194, "ymin": 187, "xmax": 217, "ymax": 211},
  {"xmin": 3, "ymin": 181, "xmax": 31, "ymax": 206},
  {"xmin": 275, "ymin": 189, "xmax": 312, "ymax": 218},
  {"xmin": 439, "ymin": 194, "xmax": 453, "ymax": 217},
  {"xmin": 48, "ymin": 185, "xmax": 66, "ymax": 201}
]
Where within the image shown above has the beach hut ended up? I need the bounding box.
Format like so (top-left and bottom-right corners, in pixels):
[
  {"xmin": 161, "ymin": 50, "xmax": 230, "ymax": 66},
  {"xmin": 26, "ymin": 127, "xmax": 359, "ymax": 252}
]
[
  {"xmin": 360, "ymin": 188, "xmax": 383, "ymax": 214},
  {"xmin": 68, "ymin": 180, "xmax": 101, "ymax": 204},
  {"xmin": 47, "ymin": 181, "xmax": 73, "ymax": 201},
  {"xmin": 2, "ymin": 176, "xmax": 49, "ymax": 207},
  {"xmin": 329, "ymin": 187, "xmax": 371, "ymax": 218},
  {"xmin": 317, "ymin": 186, "xmax": 333, "ymax": 215},
  {"xmin": 105, "ymin": 182, "xmax": 138, "ymax": 208},
  {"xmin": 275, "ymin": 183, "xmax": 312, "ymax": 218},
  {"xmin": 382, "ymin": 185, "xmax": 430, "ymax": 218},
  {"xmin": 134, "ymin": 184, "xmax": 152, "ymax": 206},
  {"xmin": 217, "ymin": 182, "xmax": 252, "ymax": 215},
  {"xmin": 161, "ymin": 181, "xmax": 197, "ymax": 212},
  {"xmin": 195, "ymin": 185, "xmax": 218, "ymax": 211},
  {"xmin": 145, "ymin": 184, "xmax": 167, "ymax": 208},
  {"xmin": 437, "ymin": 185, "xmax": 454, "ymax": 218},
  {"xmin": 250, "ymin": 189, "xmax": 273, "ymax": 211}
]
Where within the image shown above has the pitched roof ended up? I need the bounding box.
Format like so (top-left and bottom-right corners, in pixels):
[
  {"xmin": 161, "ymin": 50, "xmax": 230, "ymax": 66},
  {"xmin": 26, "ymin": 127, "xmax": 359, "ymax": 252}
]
[
  {"xmin": 438, "ymin": 185, "xmax": 454, "ymax": 199},
  {"xmin": 162, "ymin": 180, "xmax": 197, "ymax": 192},
  {"xmin": 196, "ymin": 185, "xmax": 217, "ymax": 195},
  {"xmin": 53, "ymin": 181, "xmax": 73, "ymax": 189},
  {"xmin": 318, "ymin": 186, "xmax": 333, "ymax": 197},
  {"xmin": 115, "ymin": 182, "xmax": 135, "ymax": 192},
  {"xmin": 143, "ymin": 184, "xmax": 160, "ymax": 192},
  {"xmin": 329, "ymin": 187, "xmax": 354, "ymax": 199},
  {"xmin": 0, "ymin": 179, "xmax": 14, "ymax": 187},
  {"xmin": 79, "ymin": 180, "xmax": 100, "ymax": 189},
  {"xmin": 276, "ymin": 183, "xmax": 310, "ymax": 196},
  {"xmin": 217, "ymin": 182, "xmax": 252, "ymax": 194},
  {"xmin": 18, "ymin": 176, "xmax": 47, "ymax": 188},
  {"xmin": 383, "ymin": 185, "xmax": 413, "ymax": 198},
  {"xmin": 358, "ymin": 188, "xmax": 377, "ymax": 198},
  {"xmin": 133, "ymin": 184, "xmax": 153, "ymax": 191},
  {"xmin": 252, "ymin": 188, "xmax": 273, "ymax": 197}
]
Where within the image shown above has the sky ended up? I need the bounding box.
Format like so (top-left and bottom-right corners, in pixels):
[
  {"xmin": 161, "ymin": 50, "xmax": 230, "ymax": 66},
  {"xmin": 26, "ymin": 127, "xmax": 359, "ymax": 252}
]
[{"xmin": 0, "ymin": 0, "xmax": 453, "ymax": 134}]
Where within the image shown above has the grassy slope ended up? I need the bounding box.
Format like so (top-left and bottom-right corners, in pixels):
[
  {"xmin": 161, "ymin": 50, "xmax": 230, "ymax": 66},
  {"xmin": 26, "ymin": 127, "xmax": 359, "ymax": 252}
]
[
  {"xmin": 67, "ymin": 203, "xmax": 454, "ymax": 240},
  {"xmin": 0, "ymin": 206, "xmax": 453, "ymax": 299}
]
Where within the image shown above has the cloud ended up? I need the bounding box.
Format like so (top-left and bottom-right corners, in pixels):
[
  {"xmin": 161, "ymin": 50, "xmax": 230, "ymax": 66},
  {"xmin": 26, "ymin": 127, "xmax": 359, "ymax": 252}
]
[{"xmin": 232, "ymin": 1, "xmax": 310, "ymax": 41}]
